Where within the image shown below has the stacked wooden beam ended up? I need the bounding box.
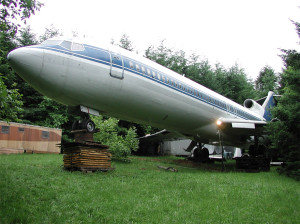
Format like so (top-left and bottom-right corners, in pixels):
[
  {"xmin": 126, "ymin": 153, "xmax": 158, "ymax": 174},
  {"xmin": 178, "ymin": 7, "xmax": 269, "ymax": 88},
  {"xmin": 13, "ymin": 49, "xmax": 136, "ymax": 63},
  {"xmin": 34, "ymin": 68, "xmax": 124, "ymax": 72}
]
[{"xmin": 63, "ymin": 141, "xmax": 113, "ymax": 172}]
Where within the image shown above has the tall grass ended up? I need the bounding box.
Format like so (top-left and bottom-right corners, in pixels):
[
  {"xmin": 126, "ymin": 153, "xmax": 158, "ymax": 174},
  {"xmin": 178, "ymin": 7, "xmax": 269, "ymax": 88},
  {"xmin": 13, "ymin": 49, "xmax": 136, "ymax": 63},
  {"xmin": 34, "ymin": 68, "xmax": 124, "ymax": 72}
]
[{"xmin": 0, "ymin": 154, "xmax": 299, "ymax": 223}]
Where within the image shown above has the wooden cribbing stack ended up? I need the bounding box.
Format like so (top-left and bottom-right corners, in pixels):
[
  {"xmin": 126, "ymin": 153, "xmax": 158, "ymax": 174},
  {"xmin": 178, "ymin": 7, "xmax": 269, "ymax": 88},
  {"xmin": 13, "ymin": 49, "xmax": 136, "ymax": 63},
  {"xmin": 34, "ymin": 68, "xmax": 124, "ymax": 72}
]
[{"xmin": 62, "ymin": 129, "xmax": 113, "ymax": 172}]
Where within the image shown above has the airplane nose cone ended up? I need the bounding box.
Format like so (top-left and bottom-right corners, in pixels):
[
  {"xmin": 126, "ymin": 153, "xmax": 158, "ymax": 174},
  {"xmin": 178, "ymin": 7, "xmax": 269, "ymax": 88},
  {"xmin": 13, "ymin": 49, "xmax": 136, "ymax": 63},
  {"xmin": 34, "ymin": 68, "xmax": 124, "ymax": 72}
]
[{"xmin": 7, "ymin": 47, "xmax": 44, "ymax": 85}]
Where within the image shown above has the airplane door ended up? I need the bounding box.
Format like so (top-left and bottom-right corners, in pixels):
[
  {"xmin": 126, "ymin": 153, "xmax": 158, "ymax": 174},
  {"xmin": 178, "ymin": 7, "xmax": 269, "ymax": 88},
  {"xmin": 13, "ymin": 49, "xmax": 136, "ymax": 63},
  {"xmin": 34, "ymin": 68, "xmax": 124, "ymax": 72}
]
[{"xmin": 110, "ymin": 52, "xmax": 124, "ymax": 79}]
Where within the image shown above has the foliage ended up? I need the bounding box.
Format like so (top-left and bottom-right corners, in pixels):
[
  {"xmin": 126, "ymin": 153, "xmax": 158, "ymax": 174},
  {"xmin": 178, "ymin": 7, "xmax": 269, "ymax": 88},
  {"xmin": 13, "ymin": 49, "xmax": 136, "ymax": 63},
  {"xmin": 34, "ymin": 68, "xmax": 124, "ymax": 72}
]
[
  {"xmin": 0, "ymin": 0, "xmax": 43, "ymax": 37},
  {"xmin": 16, "ymin": 26, "xmax": 38, "ymax": 46},
  {"xmin": 145, "ymin": 40, "xmax": 188, "ymax": 75},
  {"xmin": 39, "ymin": 25, "xmax": 61, "ymax": 42},
  {"xmin": 0, "ymin": 75, "xmax": 23, "ymax": 121},
  {"xmin": 0, "ymin": 31, "xmax": 23, "ymax": 121},
  {"xmin": 118, "ymin": 34, "xmax": 134, "ymax": 51},
  {"xmin": 255, "ymin": 65, "xmax": 278, "ymax": 98},
  {"xmin": 92, "ymin": 115, "xmax": 139, "ymax": 161},
  {"xmin": 33, "ymin": 96, "xmax": 69, "ymax": 128},
  {"xmin": 0, "ymin": 0, "xmax": 42, "ymax": 122},
  {"xmin": 267, "ymin": 20, "xmax": 300, "ymax": 180}
]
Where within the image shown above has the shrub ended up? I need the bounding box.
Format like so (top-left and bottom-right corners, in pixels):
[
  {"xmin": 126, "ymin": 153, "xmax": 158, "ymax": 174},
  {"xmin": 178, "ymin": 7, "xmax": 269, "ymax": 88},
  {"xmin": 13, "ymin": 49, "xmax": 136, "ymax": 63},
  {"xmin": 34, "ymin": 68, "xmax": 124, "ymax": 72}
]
[{"xmin": 91, "ymin": 116, "xmax": 139, "ymax": 161}]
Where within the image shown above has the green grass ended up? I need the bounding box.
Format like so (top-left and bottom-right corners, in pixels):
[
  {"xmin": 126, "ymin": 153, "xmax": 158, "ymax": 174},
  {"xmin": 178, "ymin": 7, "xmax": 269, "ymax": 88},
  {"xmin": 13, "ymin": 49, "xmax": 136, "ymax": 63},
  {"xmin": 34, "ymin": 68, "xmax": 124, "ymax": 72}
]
[{"xmin": 0, "ymin": 154, "xmax": 299, "ymax": 224}]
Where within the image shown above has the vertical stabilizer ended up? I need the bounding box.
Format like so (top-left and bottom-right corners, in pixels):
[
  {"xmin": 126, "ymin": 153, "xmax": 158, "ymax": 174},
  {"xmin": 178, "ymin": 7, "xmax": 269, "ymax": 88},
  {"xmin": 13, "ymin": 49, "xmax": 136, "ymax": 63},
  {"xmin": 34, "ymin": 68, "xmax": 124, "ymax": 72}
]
[{"xmin": 262, "ymin": 91, "xmax": 275, "ymax": 121}]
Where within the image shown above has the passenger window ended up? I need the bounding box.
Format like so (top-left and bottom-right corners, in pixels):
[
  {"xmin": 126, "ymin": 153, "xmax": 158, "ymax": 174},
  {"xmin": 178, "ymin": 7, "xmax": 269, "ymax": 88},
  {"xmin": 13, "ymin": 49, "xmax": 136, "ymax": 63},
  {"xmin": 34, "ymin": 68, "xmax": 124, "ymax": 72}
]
[
  {"xmin": 129, "ymin": 61, "xmax": 134, "ymax": 69},
  {"xmin": 136, "ymin": 64, "xmax": 140, "ymax": 72},
  {"xmin": 141, "ymin": 66, "xmax": 146, "ymax": 74},
  {"xmin": 157, "ymin": 73, "xmax": 161, "ymax": 80},
  {"xmin": 147, "ymin": 68, "xmax": 151, "ymax": 76},
  {"xmin": 152, "ymin": 71, "xmax": 156, "ymax": 78},
  {"xmin": 162, "ymin": 76, "xmax": 165, "ymax": 82}
]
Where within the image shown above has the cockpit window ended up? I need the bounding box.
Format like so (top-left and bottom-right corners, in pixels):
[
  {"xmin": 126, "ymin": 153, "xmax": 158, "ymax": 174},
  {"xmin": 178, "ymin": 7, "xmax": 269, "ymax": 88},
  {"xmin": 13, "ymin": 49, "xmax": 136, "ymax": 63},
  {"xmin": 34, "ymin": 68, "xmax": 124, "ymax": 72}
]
[
  {"xmin": 72, "ymin": 42, "xmax": 85, "ymax": 51},
  {"xmin": 60, "ymin": 41, "xmax": 72, "ymax": 50},
  {"xmin": 41, "ymin": 40, "xmax": 62, "ymax": 46}
]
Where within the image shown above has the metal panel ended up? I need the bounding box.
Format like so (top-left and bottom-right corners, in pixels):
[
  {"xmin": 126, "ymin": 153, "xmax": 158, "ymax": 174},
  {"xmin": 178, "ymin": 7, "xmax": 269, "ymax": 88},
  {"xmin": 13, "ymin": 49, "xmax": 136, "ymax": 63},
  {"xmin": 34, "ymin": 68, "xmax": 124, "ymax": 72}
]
[{"xmin": 232, "ymin": 123, "xmax": 255, "ymax": 129}]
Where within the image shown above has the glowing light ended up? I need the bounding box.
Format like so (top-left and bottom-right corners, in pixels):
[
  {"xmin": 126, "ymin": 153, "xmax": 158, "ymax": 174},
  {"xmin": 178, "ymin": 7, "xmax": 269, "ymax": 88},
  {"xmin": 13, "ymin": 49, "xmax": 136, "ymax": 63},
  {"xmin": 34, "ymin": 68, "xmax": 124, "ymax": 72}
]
[{"xmin": 216, "ymin": 120, "xmax": 222, "ymax": 126}]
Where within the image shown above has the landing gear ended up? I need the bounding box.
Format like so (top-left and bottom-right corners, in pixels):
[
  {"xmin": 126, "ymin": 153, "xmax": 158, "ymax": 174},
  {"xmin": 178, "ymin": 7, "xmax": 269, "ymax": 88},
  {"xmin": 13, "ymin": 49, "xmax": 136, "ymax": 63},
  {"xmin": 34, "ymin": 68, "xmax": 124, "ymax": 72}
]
[
  {"xmin": 236, "ymin": 136, "xmax": 270, "ymax": 171},
  {"xmin": 193, "ymin": 147, "xmax": 210, "ymax": 162},
  {"xmin": 72, "ymin": 119, "xmax": 96, "ymax": 133}
]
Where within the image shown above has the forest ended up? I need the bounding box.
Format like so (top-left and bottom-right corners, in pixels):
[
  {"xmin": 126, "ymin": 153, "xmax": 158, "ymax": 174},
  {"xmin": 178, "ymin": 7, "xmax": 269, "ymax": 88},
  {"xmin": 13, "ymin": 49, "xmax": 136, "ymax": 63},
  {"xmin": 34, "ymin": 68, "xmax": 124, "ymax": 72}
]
[{"xmin": 0, "ymin": 0, "xmax": 299, "ymax": 180}]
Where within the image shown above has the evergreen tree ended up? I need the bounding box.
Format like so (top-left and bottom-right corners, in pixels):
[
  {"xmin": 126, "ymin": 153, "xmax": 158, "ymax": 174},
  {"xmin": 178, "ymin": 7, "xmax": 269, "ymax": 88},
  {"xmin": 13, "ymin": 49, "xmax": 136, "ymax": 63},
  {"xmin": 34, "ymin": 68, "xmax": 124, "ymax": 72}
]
[
  {"xmin": 268, "ymin": 20, "xmax": 300, "ymax": 180},
  {"xmin": 0, "ymin": 0, "xmax": 42, "ymax": 121},
  {"xmin": 255, "ymin": 65, "xmax": 278, "ymax": 98}
]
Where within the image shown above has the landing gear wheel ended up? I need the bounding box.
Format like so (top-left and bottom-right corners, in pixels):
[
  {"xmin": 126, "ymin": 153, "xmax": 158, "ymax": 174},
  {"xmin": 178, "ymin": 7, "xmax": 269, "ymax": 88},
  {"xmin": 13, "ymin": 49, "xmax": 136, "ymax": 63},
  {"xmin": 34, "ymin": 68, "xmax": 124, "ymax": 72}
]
[
  {"xmin": 193, "ymin": 147, "xmax": 209, "ymax": 162},
  {"xmin": 82, "ymin": 119, "xmax": 95, "ymax": 133},
  {"xmin": 72, "ymin": 119, "xmax": 95, "ymax": 132}
]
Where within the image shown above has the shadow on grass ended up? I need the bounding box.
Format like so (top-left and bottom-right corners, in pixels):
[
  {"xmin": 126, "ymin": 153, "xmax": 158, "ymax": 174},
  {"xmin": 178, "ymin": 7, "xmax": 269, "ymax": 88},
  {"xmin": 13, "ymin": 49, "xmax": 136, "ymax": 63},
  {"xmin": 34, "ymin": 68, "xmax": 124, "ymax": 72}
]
[
  {"xmin": 131, "ymin": 156, "xmax": 244, "ymax": 173},
  {"xmin": 172, "ymin": 158, "xmax": 239, "ymax": 173}
]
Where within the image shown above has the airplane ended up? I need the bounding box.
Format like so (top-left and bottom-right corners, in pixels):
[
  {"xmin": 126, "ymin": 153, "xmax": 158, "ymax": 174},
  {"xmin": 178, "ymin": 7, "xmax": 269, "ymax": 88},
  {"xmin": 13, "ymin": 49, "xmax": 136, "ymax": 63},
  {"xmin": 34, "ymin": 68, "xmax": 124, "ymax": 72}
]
[{"xmin": 7, "ymin": 37, "xmax": 277, "ymax": 165}]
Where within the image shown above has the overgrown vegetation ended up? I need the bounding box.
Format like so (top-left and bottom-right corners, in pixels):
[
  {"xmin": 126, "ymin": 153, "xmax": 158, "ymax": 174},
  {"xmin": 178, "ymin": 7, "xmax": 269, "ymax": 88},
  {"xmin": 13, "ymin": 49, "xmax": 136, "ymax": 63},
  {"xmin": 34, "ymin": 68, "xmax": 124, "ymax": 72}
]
[
  {"xmin": 92, "ymin": 115, "xmax": 139, "ymax": 161},
  {"xmin": 0, "ymin": 154, "xmax": 299, "ymax": 223}
]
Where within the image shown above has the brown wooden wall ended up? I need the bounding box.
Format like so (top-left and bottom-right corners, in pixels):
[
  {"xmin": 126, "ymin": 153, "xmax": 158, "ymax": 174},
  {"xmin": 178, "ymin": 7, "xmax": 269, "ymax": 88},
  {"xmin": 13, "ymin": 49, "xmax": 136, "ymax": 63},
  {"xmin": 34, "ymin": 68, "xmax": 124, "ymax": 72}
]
[{"xmin": 0, "ymin": 121, "xmax": 62, "ymax": 153}]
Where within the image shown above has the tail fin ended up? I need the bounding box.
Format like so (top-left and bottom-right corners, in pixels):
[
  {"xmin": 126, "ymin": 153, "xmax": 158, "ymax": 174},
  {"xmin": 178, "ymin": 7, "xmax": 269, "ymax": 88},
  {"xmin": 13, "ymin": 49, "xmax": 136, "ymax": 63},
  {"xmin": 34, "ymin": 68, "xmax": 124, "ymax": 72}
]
[{"xmin": 262, "ymin": 91, "xmax": 276, "ymax": 121}]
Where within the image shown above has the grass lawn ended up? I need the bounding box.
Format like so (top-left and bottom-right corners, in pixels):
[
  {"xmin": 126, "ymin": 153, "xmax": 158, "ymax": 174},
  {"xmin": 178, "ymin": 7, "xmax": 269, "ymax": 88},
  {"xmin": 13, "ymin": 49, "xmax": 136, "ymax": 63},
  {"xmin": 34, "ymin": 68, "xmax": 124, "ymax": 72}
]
[{"xmin": 0, "ymin": 154, "xmax": 299, "ymax": 224}]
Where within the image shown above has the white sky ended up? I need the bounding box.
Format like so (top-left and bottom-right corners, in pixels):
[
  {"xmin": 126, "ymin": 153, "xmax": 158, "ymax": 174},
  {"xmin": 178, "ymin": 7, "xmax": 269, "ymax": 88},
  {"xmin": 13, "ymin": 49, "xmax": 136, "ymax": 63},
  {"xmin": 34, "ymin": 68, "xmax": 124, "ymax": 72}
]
[{"xmin": 26, "ymin": 0, "xmax": 300, "ymax": 79}]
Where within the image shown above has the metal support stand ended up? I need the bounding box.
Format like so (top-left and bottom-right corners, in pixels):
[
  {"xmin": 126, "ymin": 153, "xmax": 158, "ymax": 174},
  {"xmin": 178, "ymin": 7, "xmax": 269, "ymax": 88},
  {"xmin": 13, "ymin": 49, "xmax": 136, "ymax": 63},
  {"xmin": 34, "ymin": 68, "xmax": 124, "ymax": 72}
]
[{"xmin": 218, "ymin": 130, "xmax": 225, "ymax": 171}]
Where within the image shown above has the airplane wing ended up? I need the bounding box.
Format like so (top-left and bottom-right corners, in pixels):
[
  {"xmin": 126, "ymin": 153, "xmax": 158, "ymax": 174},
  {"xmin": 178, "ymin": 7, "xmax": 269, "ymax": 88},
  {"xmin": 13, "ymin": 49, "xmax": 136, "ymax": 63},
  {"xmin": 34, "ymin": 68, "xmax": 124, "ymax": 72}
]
[{"xmin": 216, "ymin": 117, "xmax": 267, "ymax": 137}]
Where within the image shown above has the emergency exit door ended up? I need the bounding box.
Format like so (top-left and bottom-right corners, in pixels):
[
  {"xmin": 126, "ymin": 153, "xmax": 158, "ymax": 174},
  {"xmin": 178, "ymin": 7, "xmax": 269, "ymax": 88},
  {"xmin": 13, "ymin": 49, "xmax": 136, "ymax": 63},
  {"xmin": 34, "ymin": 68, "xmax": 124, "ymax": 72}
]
[{"xmin": 110, "ymin": 52, "xmax": 124, "ymax": 79}]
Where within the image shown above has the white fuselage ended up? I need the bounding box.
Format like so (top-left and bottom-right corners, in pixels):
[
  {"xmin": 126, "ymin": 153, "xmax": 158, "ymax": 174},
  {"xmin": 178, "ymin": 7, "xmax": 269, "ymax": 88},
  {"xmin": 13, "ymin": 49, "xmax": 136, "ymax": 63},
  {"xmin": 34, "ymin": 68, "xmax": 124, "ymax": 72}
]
[{"xmin": 8, "ymin": 39, "xmax": 265, "ymax": 147}]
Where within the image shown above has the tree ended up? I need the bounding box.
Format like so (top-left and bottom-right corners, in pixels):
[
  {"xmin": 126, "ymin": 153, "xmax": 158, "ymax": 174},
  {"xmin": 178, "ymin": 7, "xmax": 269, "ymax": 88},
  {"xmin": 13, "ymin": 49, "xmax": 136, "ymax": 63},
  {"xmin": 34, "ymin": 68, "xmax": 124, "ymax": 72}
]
[
  {"xmin": 39, "ymin": 25, "xmax": 61, "ymax": 42},
  {"xmin": 16, "ymin": 26, "xmax": 38, "ymax": 46},
  {"xmin": 118, "ymin": 34, "xmax": 134, "ymax": 51},
  {"xmin": 220, "ymin": 64, "xmax": 256, "ymax": 104},
  {"xmin": 0, "ymin": 76, "xmax": 22, "ymax": 121},
  {"xmin": 145, "ymin": 40, "xmax": 188, "ymax": 75},
  {"xmin": 0, "ymin": 0, "xmax": 42, "ymax": 122},
  {"xmin": 0, "ymin": 0, "xmax": 43, "ymax": 37},
  {"xmin": 255, "ymin": 66, "xmax": 278, "ymax": 98},
  {"xmin": 267, "ymin": 20, "xmax": 300, "ymax": 180}
]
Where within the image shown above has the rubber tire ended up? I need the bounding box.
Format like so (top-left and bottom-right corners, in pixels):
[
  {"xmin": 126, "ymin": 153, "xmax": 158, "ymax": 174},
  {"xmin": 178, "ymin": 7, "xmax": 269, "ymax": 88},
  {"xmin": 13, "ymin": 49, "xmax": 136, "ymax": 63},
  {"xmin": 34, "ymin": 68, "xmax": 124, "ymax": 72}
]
[{"xmin": 82, "ymin": 119, "xmax": 95, "ymax": 133}]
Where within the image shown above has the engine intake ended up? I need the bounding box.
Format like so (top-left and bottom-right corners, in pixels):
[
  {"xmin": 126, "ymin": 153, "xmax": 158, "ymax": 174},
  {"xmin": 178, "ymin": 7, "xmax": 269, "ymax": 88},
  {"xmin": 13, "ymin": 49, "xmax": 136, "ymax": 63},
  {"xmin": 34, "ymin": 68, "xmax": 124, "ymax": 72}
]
[{"xmin": 243, "ymin": 99, "xmax": 265, "ymax": 117}]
